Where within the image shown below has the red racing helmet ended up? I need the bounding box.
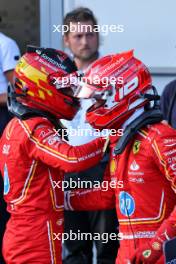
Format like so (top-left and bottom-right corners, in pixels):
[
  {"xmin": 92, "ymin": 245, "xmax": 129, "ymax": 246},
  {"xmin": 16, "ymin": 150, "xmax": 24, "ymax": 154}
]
[
  {"xmin": 13, "ymin": 46, "xmax": 80, "ymax": 120},
  {"xmin": 75, "ymin": 50, "xmax": 152, "ymax": 129}
]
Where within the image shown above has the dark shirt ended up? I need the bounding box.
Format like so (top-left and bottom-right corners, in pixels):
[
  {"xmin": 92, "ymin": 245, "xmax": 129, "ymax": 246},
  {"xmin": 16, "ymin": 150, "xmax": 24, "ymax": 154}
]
[
  {"xmin": 160, "ymin": 80, "xmax": 176, "ymax": 129},
  {"xmin": 0, "ymin": 106, "xmax": 12, "ymax": 136}
]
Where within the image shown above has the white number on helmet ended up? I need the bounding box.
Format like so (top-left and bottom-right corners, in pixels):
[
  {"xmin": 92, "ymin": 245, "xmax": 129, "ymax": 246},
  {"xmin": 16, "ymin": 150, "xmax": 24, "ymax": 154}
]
[{"xmin": 119, "ymin": 76, "xmax": 139, "ymax": 100}]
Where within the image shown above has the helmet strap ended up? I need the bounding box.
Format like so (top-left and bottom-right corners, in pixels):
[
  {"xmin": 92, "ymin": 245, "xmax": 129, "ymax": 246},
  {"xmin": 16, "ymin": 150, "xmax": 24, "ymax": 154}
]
[{"xmin": 114, "ymin": 107, "xmax": 163, "ymax": 155}]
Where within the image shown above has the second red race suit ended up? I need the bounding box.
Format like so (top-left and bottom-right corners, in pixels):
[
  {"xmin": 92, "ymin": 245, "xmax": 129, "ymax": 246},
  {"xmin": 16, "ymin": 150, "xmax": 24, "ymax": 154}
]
[{"xmin": 65, "ymin": 122, "xmax": 176, "ymax": 264}]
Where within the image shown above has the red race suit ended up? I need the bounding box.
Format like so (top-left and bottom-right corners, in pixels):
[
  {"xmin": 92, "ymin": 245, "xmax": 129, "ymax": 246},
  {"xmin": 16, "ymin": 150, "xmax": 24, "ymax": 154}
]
[
  {"xmin": 65, "ymin": 122, "xmax": 176, "ymax": 264},
  {"xmin": 0, "ymin": 117, "xmax": 105, "ymax": 264}
]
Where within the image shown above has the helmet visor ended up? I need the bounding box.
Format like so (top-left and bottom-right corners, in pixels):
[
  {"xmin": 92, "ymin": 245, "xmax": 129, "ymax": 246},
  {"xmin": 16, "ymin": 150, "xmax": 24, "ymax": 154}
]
[
  {"xmin": 74, "ymin": 82, "xmax": 95, "ymax": 99},
  {"xmin": 74, "ymin": 80, "xmax": 113, "ymax": 100}
]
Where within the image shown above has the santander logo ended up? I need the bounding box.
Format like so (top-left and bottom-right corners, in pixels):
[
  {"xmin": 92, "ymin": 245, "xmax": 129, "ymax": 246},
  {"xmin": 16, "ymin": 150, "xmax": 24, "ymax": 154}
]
[{"xmin": 130, "ymin": 160, "xmax": 140, "ymax": 171}]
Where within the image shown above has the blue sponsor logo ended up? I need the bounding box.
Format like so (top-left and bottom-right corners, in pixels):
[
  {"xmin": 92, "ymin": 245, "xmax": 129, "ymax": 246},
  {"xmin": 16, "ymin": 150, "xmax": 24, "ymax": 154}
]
[
  {"xmin": 4, "ymin": 164, "xmax": 10, "ymax": 195},
  {"xmin": 119, "ymin": 191, "xmax": 135, "ymax": 216}
]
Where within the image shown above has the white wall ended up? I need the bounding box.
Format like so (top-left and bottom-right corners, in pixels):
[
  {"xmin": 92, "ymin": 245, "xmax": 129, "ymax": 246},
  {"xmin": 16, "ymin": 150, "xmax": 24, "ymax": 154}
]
[
  {"xmin": 40, "ymin": 0, "xmax": 63, "ymax": 49},
  {"xmin": 152, "ymin": 75, "xmax": 175, "ymax": 95}
]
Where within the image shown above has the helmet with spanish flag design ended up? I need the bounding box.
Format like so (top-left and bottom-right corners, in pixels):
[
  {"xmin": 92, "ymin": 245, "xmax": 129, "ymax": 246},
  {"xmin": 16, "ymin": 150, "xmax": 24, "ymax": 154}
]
[{"xmin": 12, "ymin": 46, "xmax": 80, "ymax": 120}]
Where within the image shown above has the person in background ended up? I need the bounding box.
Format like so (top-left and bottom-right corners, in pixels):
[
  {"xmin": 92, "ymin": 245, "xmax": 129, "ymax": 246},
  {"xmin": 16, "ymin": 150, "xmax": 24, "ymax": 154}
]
[
  {"xmin": 160, "ymin": 79, "xmax": 176, "ymax": 129},
  {"xmin": 62, "ymin": 7, "xmax": 118, "ymax": 264},
  {"xmin": 0, "ymin": 31, "xmax": 20, "ymax": 264},
  {"xmin": 63, "ymin": 7, "xmax": 99, "ymax": 71},
  {"xmin": 0, "ymin": 32, "xmax": 20, "ymax": 134}
]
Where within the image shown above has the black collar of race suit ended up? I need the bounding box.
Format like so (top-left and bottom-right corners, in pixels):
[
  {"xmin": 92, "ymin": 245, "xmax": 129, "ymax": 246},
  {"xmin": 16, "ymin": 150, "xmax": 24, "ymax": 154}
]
[
  {"xmin": 114, "ymin": 107, "xmax": 163, "ymax": 155},
  {"xmin": 7, "ymin": 87, "xmax": 66, "ymax": 135}
]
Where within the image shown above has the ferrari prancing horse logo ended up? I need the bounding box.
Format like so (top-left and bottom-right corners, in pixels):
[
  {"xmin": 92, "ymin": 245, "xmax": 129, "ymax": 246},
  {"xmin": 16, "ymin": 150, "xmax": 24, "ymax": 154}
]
[{"xmin": 133, "ymin": 140, "xmax": 141, "ymax": 154}]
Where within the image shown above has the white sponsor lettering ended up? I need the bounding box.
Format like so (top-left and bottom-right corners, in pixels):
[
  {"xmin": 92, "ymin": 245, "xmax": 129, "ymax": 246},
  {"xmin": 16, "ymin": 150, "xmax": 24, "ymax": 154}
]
[
  {"xmin": 2, "ymin": 144, "xmax": 10, "ymax": 155},
  {"xmin": 170, "ymin": 164, "xmax": 176, "ymax": 171},
  {"xmin": 119, "ymin": 76, "xmax": 138, "ymax": 100},
  {"xmin": 129, "ymin": 177, "xmax": 144, "ymax": 183},
  {"xmin": 164, "ymin": 149, "xmax": 176, "ymax": 156}
]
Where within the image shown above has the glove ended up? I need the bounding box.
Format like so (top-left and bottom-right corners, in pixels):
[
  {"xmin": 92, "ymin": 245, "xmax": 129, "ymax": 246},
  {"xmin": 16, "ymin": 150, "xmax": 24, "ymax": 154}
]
[
  {"xmin": 130, "ymin": 241, "xmax": 162, "ymax": 264},
  {"xmin": 130, "ymin": 220, "xmax": 176, "ymax": 264}
]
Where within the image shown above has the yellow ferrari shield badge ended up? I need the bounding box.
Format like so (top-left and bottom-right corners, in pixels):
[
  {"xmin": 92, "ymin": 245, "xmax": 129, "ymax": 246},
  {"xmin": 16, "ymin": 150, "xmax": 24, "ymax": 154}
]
[{"xmin": 133, "ymin": 140, "xmax": 141, "ymax": 154}]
